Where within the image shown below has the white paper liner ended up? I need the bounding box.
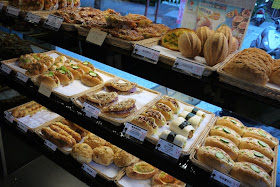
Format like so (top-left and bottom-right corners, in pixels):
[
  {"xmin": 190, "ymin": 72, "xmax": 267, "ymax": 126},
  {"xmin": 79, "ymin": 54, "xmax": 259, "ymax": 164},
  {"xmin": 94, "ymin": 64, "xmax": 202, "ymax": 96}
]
[
  {"xmin": 118, "ymin": 175, "xmax": 151, "ymax": 187},
  {"xmin": 150, "ymin": 101, "xmax": 212, "ymax": 153},
  {"xmin": 17, "ymin": 109, "xmax": 60, "ymax": 129},
  {"xmin": 87, "ymin": 161, "xmax": 121, "ymax": 179}
]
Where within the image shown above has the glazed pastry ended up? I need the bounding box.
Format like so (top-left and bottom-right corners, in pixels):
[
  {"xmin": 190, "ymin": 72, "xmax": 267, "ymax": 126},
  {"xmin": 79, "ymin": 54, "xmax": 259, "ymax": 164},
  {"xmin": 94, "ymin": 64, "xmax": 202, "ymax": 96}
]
[
  {"xmin": 80, "ymin": 92, "xmax": 118, "ymax": 108},
  {"xmin": 152, "ymin": 171, "xmax": 185, "ymax": 186},
  {"xmin": 54, "ymin": 66, "xmax": 74, "ymax": 85},
  {"xmin": 210, "ymin": 125, "xmax": 241, "ymax": 146},
  {"xmin": 158, "ymin": 96, "xmax": 180, "ymax": 114},
  {"xmin": 36, "ymin": 71, "xmax": 60, "ymax": 89},
  {"xmin": 131, "ymin": 115, "xmax": 158, "ymax": 135},
  {"xmin": 81, "ymin": 71, "xmax": 103, "ymax": 87},
  {"xmin": 83, "ymin": 133, "xmax": 107, "ymax": 149},
  {"xmin": 101, "ymin": 98, "xmax": 137, "ymax": 118},
  {"xmin": 113, "ymin": 150, "xmax": 139, "ymax": 167},
  {"xmin": 152, "ymin": 103, "xmax": 174, "ymax": 121},
  {"xmin": 126, "ymin": 161, "xmax": 158, "ymax": 179},
  {"xmin": 160, "ymin": 130, "xmax": 187, "ymax": 148},
  {"xmin": 92, "ymin": 146, "xmax": 114, "ymax": 166},
  {"xmin": 71, "ymin": 143, "xmax": 93, "ymax": 164},
  {"xmin": 178, "ymin": 111, "xmax": 202, "ymax": 129},
  {"xmin": 216, "ymin": 116, "xmax": 246, "ymax": 136},
  {"xmin": 141, "ymin": 108, "xmax": 166, "ymax": 127},
  {"xmin": 170, "ymin": 117, "xmax": 195, "ymax": 139},
  {"xmin": 183, "ymin": 106, "xmax": 206, "ymax": 118},
  {"xmin": 105, "ymin": 80, "xmax": 138, "ymax": 94}
]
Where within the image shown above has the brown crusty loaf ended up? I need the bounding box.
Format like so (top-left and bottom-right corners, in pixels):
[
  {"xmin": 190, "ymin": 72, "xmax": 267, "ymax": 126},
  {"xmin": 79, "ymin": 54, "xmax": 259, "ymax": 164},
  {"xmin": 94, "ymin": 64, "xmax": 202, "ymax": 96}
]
[
  {"xmin": 71, "ymin": 143, "xmax": 93, "ymax": 164},
  {"xmin": 216, "ymin": 25, "xmax": 233, "ymax": 55},
  {"xmin": 92, "ymin": 146, "xmax": 114, "ymax": 166},
  {"xmin": 270, "ymin": 59, "xmax": 280, "ymax": 85}
]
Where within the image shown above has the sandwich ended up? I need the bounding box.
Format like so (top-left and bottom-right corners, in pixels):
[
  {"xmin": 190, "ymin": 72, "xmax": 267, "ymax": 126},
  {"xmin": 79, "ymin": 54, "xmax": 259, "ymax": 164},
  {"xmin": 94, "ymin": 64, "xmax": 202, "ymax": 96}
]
[
  {"xmin": 66, "ymin": 64, "xmax": 85, "ymax": 80},
  {"xmin": 78, "ymin": 61, "xmax": 95, "ymax": 72},
  {"xmin": 80, "ymin": 92, "xmax": 118, "ymax": 108},
  {"xmin": 54, "ymin": 66, "xmax": 74, "ymax": 85},
  {"xmin": 81, "ymin": 71, "xmax": 103, "ymax": 87},
  {"xmin": 105, "ymin": 80, "xmax": 137, "ymax": 94},
  {"xmin": 131, "ymin": 115, "xmax": 158, "ymax": 135},
  {"xmin": 101, "ymin": 98, "xmax": 137, "ymax": 118},
  {"xmin": 36, "ymin": 71, "xmax": 60, "ymax": 89}
]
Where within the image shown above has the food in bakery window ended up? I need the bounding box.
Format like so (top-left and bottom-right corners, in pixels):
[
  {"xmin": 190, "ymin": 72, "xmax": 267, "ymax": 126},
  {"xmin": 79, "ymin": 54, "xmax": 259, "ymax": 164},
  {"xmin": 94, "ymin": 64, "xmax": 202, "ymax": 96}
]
[
  {"xmin": 170, "ymin": 117, "xmax": 195, "ymax": 139},
  {"xmin": 216, "ymin": 25, "xmax": 233, "ymax": 55},
  {"xmin": 81, "ymin": 71, "xmax": 103, "ymax": 87},
  {"xmin": 73, "ymin": 0, "xmax": 80, "ymax": 7},
  {"xmin": 231, "ymin": 37, "xmax": 239, "ymax": 53},
  {"xmin": 126, "ymin": 161, "xmax": 158, "ymax": 179},
  {"xmin": 270, "ymin": 59, "xmax": 280, "ymax": 86},
  {"xmin": 105, "ymin": 142, "xmax": 121, "ymax": 153},
  {"xmin": 80, "ymin": 92, "xmax": 118, "ymax": 108},
  {"xmin": 54, "ymin": 66, "xmax": 74, "ymax": 85},
  {"xmin": 107, "ymin": 28, "xmax": 144, "ymax": 41},
  {"xmin": 131, "ymin": 115, "xmax": 158, "ymax": 135},
  {"xmin": 178, "ymin": 30, "xmax": 201, "ymax": 58},
  {"xmin": 134, "ymin": 26, "xmax": 161, "ymax": 39},
  {"xmin": 59, "ymin": 119, "xmax": 88, "ymax": 138},
  {"xmin": 49, "ymin": 124, "xmax": 76, "ymax": 145},
  {"xmin": 105, "ymin": 14, "xmax": 137, "ymax": 29},
  {"xmin": 178, "ymin": 111, "xmax": 202, "ymax": 129},
  {"xmin": 149, "ymin": 23, "xmax": 171, "ymax": 36},
  {"xmin": 71, "ymin": 143, "xmax": 93, "ymax": 164},
  {"xmin": 161, "ymin": 28, "xmax": 190, "ymax": 51},
  {"xmin": 78, "ymin": 61, "xmax": 95, "ymax": 72},
  {"xmin": 41, "ymin": 127, "xmax": 75, "ymax": 148},
  {"xmin": 158, "ymin": 96, "xmax": 180, "ymax": 114},
  {"xmin": 101, "ymin": 98, "xmax": 137, "ymax": 118},
  {"xmin": 141, "ymin": 108, "xmax": 166, "ymax": 127},
  {"xmin": 58, "ymin": 0, "xmax": 67, "ymax": 8},
  {"xmin": 160, "ymin": 130, "xmax": 187, "ymax": 148},
  {"xmin": 113, "ymin": 150, "xmax": 139, "ymax": 167},
  {"xmin": 52, "ymin": 122, "xmax": 81, "ymax": 142},
  {"xmin": 66, "ymin": 64, "xmax": 84, "ymax": 80},
  {"xmin": 210, "ymin": 125, "xmax": 241, "ymax": 146},
  {"xmin": 183, "ymin": 106, "xmax": 206, "ymax": 118},
  {"xmin": 11, "ymin": 101, "xmax": 45, "ymax": 118},
  {"xmin": 195, "ymin": 26, "xmax": 214, "ymax": 56},
  {"xmin": 105, "ymin": 80, "xmax": 137, "ymax": 95},
  {"xmin": 37, "ymin": 71, "xmax": 60, "ymax": 89},
  {"xmin": 125, "ymin": 13, "xmax": 152, "ymax": 27},
  {"xmin": 44, "ymin": 0, "xmax": 54, "ymax": 10},
  {"xmin": 50, "ymin": 55, "xmax": 67, "ymax": 71},
  {"xmin": 92, "ymin": 146, "xmax": 114, "ymax": 166},
  {"xmin": 215, "ymin": 116, "xmax": 246, "ymax": 136},
  {"xmin": 152, "ymin": 171, "xmax": 185, "ymax": 186},
  {"xmin": 84, "ymin": 133, "xmax": 107, "ymax": 149},
  {"xmin": 152, "ymin": 103, "xmax": 174, "ymax": 121}
]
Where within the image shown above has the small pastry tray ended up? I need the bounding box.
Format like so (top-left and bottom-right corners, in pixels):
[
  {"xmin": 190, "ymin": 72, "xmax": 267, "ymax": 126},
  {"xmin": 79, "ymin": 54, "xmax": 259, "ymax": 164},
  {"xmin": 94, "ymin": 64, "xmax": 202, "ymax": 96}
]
[
  {"xmin": 71, "ymin": 78, "xmax": 162, "ymax": 126},
  {"xmin": 190, "ymin": 117, "xmax": 279, "ymax": 187},
  {"xmin": 114, "ymin": 169, "xmax": 153, "ymax": 187},
  {"xmin": 143, "ymin": 97, "xmax": 216, "ymax": 155},
  {"xmin": 6, "ymin": 101, "xmax": 61, "ymax": 132}
]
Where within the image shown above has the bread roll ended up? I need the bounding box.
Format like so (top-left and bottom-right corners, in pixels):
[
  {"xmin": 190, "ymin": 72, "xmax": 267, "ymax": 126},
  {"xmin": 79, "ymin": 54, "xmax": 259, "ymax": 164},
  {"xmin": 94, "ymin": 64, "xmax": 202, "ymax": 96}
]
[
  {"xmin": 92, "ymin": 146, "xmax": 114, "ymax": 166},
  {"xmin": 216, "ymin": 116, "xmax": 246, "ymax": 136},
  {"xmin": 196, "ymin": 146, "xmax": 234, "ymax": 173},
  {"xmin": 152, "ymin": 103, "xmax": 174, "ymax": 121},
  {"xmin": 37, "ymin": 71, "xmax": 60, "ymax": 89},
  {"xmin": 158, "ymin": 96, "xmax": 180, "ymax": 114},
  {"xmin": 243, "ymin": 127, "xmax": 277, "ymax": 149},
  {"xmin": 160, "ymin": 130, "xmax": 187, "ymax": 148},
  {"xmin": 113, "ymin": 150, "xmax": 139, "ymax": 167},
  {"xmin": 84, "ymin": 133, "xmax": 107, "ymax": 149},
  {"xmin": 178, "ymin": 111, "xmax": 202, "ymax": 129},
  {"xmin": 270, "ymin": 59, "xmax": 280, "ymax": 85},
  {"xmin": 126, "ymin": 161, "xmax": 158, "ymax": 179},
  {"xmin": 205, "ymin": 136, "xmax": 239, "ymax": 160},
  {"xmin": 54, "ymin": 66, "xmax": 74, "ymax": 85},
  {"xmin": 239, "ymin": 137, "xmax": 275, "ymax": 160},
  {"xmin": 71, "ymin": 143, "xmax": 93, "ymax": 164},
  {"xmin": 230, "ymin": 162, "xmax": 272, "ymax": 187},
  {"xmin": 78, "ymin": 61, "xmax": 95, "ymax": 72},
  {"xmin": 105, "ymin": 142, "xmax": 121, "ymax": 153},
  {"xmin": 170, "ymin": 117, "xmax": 195, "ymax": 139},
  {"xmin": 237, "ymin": 149, "xmax": 273, "ymax": 173},
  {"xmin": 183, "ymin": 106, "xmax": 206, "ymax": 118},
  {"xmin": 142, "ymin": 109, "xmax": 166, "ymax": 127},
  {"xmin": 210, "ymin": 125, "xmax": 241, "ymax": 146},
  {"xmin": 81, "ymin": 71, "xmax": 103, "ymax": 87},
  {"xmin": 66, "ymin": 64, "xmax": 84, "ymax": 80},
  {"xmin": 152, "ymin": 171, "xmax": 185, "ymax": 186}
]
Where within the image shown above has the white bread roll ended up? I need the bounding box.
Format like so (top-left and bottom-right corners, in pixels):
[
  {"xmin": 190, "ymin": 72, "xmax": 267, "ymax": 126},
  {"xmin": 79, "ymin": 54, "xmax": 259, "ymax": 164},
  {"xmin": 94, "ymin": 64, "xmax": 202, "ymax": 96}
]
[
  {"xmin": 160, "ymin": 130, "xmax": 187, "ymax": 148},
  {"xmin": 178, "ymin": 111, "xmax": 202, "ymax": 129},
  {"xmin": 183, "ymin": 106, "xmax": 206, "ymax": 117},
  {"xmin": 170, "ymin": 117, "xmax": 195, "ymax": 138}
]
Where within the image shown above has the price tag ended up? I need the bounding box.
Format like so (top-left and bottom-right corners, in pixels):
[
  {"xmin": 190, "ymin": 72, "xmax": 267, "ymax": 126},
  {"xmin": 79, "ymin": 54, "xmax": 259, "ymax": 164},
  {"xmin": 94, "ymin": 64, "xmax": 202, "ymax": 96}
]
[
  {"xmin": 0, "ymin": 3, "xmax": 4, "ymax": 11},
  {"xmin": 132, "ymin": 44, "xmax": 160, "ymax": 64},
  {"xmin": 17, "ymin": 121, "xmax": 28, "ymax": 133},
  {"xmin": 44, "ymin": 139, "xmax": 57, "ymax": 151},
  {"xmin": 211, "ymin": 170, "xmax": 240, "ymax": 187},
  {"xmin": 38, "ymin": 82, "xmax": 52, "ymax": 97},
  {"xmin": 44, "ymin": 14, "xmax": 63, "ymax": 31},
  {"xmin": 155, "ymin": 138, "xmax": 182, "ymax": 160},
  {"xmin": 86, "ymin": 28, "xmax": 107, "ymax": 46},
  {"xmin": 1, "ymin": 64, "xmax": 12, "ymax": 74},
  {"xmin": 6, "ymin": 6, "xmax": 20, "ymax": 17},
  {"xmin": 4, "ymin": 111, "xmax": 14, "ymax": 123},
  {"xmin": 173, "ymin": 57, "xmax": 205, "ymax": 77},
  {"xmin": 82, "ymin": 163, "xmax": 97, "ymax": 178},
  {"xmin": 83, "ymin": 102, "xmax": 100, "ymax": 119},
  {"xmin": 25, "ymin": 12, "xmax": 41, "ymax": 24},
  {"xmin": 123, "ymin": 122, "xmax": 147, "ymax": 142},
  {"xmin": 16, "ymin": 72, "xmax": 29, "ymax": 83}
]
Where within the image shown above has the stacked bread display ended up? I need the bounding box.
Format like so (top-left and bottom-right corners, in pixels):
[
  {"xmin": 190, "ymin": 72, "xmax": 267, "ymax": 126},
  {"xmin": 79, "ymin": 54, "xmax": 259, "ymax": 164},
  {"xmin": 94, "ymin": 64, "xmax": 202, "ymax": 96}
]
[{"xmin": 195, "ymin": 116, "xmax": 278, "ymax": 187}]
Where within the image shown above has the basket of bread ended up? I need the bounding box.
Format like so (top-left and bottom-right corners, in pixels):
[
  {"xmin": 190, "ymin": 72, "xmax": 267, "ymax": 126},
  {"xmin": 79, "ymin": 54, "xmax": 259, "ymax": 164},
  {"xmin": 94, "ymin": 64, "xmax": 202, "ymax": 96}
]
[{"xmin": 190, "ymin": 116, "xmax": 278, "ymax": 187}]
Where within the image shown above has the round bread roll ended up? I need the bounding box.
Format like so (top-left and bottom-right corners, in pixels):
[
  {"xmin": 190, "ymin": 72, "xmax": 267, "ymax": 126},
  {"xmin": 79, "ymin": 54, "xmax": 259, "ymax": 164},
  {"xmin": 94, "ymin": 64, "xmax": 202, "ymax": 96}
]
[
  {"xmin": 126, "ymin": 161, "xmax": 158, "ymax": 179},
  {"xmin": 210, "ymin": 125, "xmax": 241, "ymax": 146},
  {"xmin": 196, "ymin": 146, "xmax": 234, "ymax": 174},
  {"xmin": 105, "ymin": 142, "xmax": 121, "ymax": 153},
  {"xmin": 84, "ymin": 133, "xmax": 107, "ymax": 149},
  {"xmin": 81, "ymin": 71, "xmax": 103, "ymax": 87},
  {"xmin": 92, "ymin": 146, "xmax": 114, "ymax": 166},
  {"xmin": 230, "ymin": 162, "xmax": 272, "ymax": 187},
  {"xmin": 71, "ymin": 143, "xmax": 93, "ymax": 164},
  {"xmin": 114, "ymin": 150, "xmax": 139, "ymax": 167},
  {"xmin": 152, "ymin": 171, "xmax": 185, "ymax": 186},
  {"xmin": 216, "ymin": 116, "xmax": 246, "ymax": 136}
]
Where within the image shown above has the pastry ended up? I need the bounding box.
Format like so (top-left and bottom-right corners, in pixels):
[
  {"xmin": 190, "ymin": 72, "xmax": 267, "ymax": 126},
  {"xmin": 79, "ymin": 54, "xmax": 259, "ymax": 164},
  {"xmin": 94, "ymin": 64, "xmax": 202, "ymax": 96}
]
[
  {"xmin": 210, "ymin": 125, "xmax": 241, "ymax": 146},
  {"xmin": 36, "ymin": 71, "xmax": 60, "ymax": 89},
  {"xmin": 178, "ymin": 111, "xmax": 203, "ymax": 129},
  {"xmin": 243, "ymin": 127, "xmax": 277, "ymax": 149},
  {"xmin": 131, "ymin": 115, "xmax": 158, "ymax": 135},
  {"xmin": 54, "ymin": 66, "xmax": 74, "ymax": 85},
  {"xmin": 104, "ymin": 80, "xmax": 137, "ymax": 94},
  {"xmin": 41, "ymin": 127, "xmax": 74, "ymax": 148},
  {"xmin": 105, "ymin": 13, "xmax": 137, "ymax": 29},
  {"xmin": 52, "ymin": 122, "xmax": 81, "ymax": 142},
  {"xmin": 60, "ymin": 119, "xmax": 88, "ymax": 138},
  {"xmin": 81, "ymin": 71, "xmax": 103, "ymax": 87},
  {"xmin": 183, "ymin": 106, "xmax": 206, "ymax": 118},
  {"xmin": 237, "ymin": 149, "xmax": 273, "ymax": 173},
  {"xmin": 49, "ymin": 124, "xmax": 76, "ymax": 145},
  {"xmin": 125, "ymin": 13, "xmax": 152, "ymax": 27},
  {"xmin": 141, "ymin": 109, "xmax": 166, "ymax": 127},
  {"xmin": 113, "ymin": 150, "xmax": 139, "ymax": 167},
  {"xmin": 160, "ymin": 130, "xmax": 187, "ymax": 148},
  {"xmin": 170, "ymin": 117, "xmax": 195, "ymax": 139},
  {"xmin": 107, "ymin": 28, "xmax": 144, "ymax": 41},
  {"xmin": 178, "ymin": 31, "xmax": 201, "ymax": 58},
  {"xmin": 78, "ymin": 61, "xmax": 95, "ymax": 72},
  {"xmin": 49, "ymin": 56, "xmax": 67, "ymax": 71},
  {"xmin": 126, "ymin": 161, "xmax": 158, "ymax": 179},
  {"xmin": 152, "ymin": 103, "xmax": 174, "ymax": 121},
  {"xmin": 83, "ymin": 133, "xmax": 107, "ymax": 149},
  {"xmin": 239, "ymin": 137, "xmax": 275, "ymax": 160},
  {"xmin": 229, "ymin": 162, "xmax": 272, "ymax": 187},
  {"xmin": 196, "ymin": 146, "xmax": 234, "ymax": 174},
  {"xmin": 11, "ymin": 101, "xmax": 45, "ymax": 118},
  {"xmin": 66, "ymin": 64, "xmax": 84, "ymax": 80},
  {"xmin": 152, "ymin": 171, "xmax": 185, "ymax": 186},
  {"xmin": 71, "ymin": 143, "xmax": 93, "ymax": 164},
  {"xmin": 158, "ymin": 96, "xmax": 180, "ymax": 114},
  {"xmin": 105, "ymin": 142, "xmax": 121, "ymax": 153},
  {"xmin": 215, "ymin": 116, "xmax": 246, "ymax": 136},
  {"xmin": 205, "ymin": 136, "xmax": 239, "ymax": 160},
  {"xmin": 92, "ymin": 146, "xmax": 114, "ymax": 166},
  {"xmin": 101, "ymin": 98, "xmax": 137, "ymax": 118},
  {"xmin": 80, "ymin": 92, "xmax": 118, "ymax": 108},
  {"xmin": 161, "ymin": 28, "xmax": 191, "ymax": 51}
]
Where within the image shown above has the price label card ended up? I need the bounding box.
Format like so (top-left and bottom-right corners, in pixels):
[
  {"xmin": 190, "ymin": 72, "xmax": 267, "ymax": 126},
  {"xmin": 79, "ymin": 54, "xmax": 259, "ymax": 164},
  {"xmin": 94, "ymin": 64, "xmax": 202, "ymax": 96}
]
[
  {"xmin": 44, "ymin": 139, "xmax": 57, "ymax": 151},
  {"xmin": 155, "ymin": 138, "xmax": 182, "ymax": 160},
  {"xmin": 0, "ymin": 3, "xmax": 4, "ymax": 11},
  {"xmin": 44, "ymin": 14, "xmax": 63, "ymax": 31},
  {"xmin": 82, "ymin": 163, "xmax": 97, "ymax": 178},
  {"xmin": 4, "ymin": 111, "xmax": 14, "ymax": 123},
  {"xmin": 25, "ymin": 12, "xmax": 41, "ymax": 24},
  {"xmin": 211, "ymin": 170, "xmax": 240, "ymax": 187},
  {"xmin": 86, "ymin": 28, "xmax": 107, "ymax": 46},
  {"xmin": 17, "ymin": 121, "xmax": 28, "ymax": 133},
  {"xmin": 123, "ymin": 122, "xmax": 147, "ymax": 142},
  {"xmin": 173, "ymin": 57, "xmax": 205, "ymax": 77},
  {"xmin": 83, "ymin": 102, "xmax": 100, "ymax": 119},
  {"xmin": 6, "ymin": 6, "xmax": 20, "ymax": 17},
  {"xmin": 16, "ymin": 72, "xmax": 29, "ymax": 83},
  {"xmin": 132, "ymin": 44, "xmax": 160, "ymax": 64},
  {"xmin": 38, "ymin": 82, "xmax": 52, "ymax": 97},
  {"xmin": 1, "ymin": 64, "xmax": 12, "ymax": 74}
]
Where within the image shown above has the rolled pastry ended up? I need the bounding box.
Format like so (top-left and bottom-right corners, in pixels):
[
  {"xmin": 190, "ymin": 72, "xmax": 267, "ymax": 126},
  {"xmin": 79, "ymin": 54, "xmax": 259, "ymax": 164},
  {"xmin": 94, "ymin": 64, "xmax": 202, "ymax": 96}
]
[
  {"xmin": 170, "ymin": 117, "xmax": 195, "ymax": 139},
  {"xmin": 160, "ymin": 130, "xmax": 187, "ymax": 148},
  {"xmin": 183, "ymin": 106, "xmax": 206, "ymax": 118},
  {"xmin": 178, "ymin": 111, "xmax": 202, "ymax": 129}
]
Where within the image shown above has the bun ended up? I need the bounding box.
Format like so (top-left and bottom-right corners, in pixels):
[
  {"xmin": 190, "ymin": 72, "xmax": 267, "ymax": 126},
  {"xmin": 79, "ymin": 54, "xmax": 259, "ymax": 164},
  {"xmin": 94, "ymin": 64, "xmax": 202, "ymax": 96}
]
[
  {"xmin": 104, "ymin": 79, "xmax": 137, "ymax": 94},
  {"xmin": 196, "ymin": 146, "xmax": 234, "ymax": 173},
  {"xmin": 105, "ymin": 142, "xmax": 121, "ymax": 153},
  {"xmin": 54, "ymin": 66, "xmax": 74, "ymax": 85},
  {"xmin": 81, "ymin": 92, "xmax": 118, "ymax": 108},
  {"xmin": 210, "ymin": 125, "xmax": 241, "ymax": 146},
  {"xmin": 113, "ymin": 150, "xmax": 139, "ymax": 167},
  {"xmin": 81, "ymin": 71, "xmax": 103, "ymax": 87},
  {"xmin": 158, "ymin": 96, "xmax": 180, "ymax": 114},
  {"xmin": 216, "ymin": 116, "xmax": 246, "ymax": 136},
  {"xmin": 101, "ymin": 98, "xmax": 137, "ymax": 118},
  {"xmin": 67, "ymin": 64, "xmax": 84, "ymax": 80},
  {"xmin": 142, "ymin": 109, "xmax": 166, "ymax": 127},
  {"xmin": 126, "ymin": 161, "xmax": 158, "ymax": 179},
  {"xmin": 152, "ymin": 171, "xmax": 185, "ymax": 186},
  {"xmin": 131, "ymin": 115, "xmax": 158, "ymax": 135},
  {"xmin": 71, "ymin": 143, "xmax": 93, "ymax": 164},
  {"xmin": 79, "ymin": 61, "xmax": 95, "ymax": 72},
  {"xmin": 270, "ymin": 59, "xmax": 280, "ymax": 85},
  {"xmin": 83, "ymin": 133, "xmax": 107, "ymax": 149},
  {"xmin": 92, "ymin": 146, "xmax": 114, "ymax": 166},
  {"xmin": 37, "ymin": 71, "xmax": 60, "ymax": 89},
  {"xmin": 152, "ymin": 103, "xmax": 174, "ymax": 121}
]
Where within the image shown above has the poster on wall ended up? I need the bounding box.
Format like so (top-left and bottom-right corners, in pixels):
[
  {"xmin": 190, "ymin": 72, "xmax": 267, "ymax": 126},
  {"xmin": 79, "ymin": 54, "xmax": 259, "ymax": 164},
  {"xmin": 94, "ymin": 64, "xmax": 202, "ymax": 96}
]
[{"xmin": 181, "ymin": 0, "xmax": 256, "ymax": 49}]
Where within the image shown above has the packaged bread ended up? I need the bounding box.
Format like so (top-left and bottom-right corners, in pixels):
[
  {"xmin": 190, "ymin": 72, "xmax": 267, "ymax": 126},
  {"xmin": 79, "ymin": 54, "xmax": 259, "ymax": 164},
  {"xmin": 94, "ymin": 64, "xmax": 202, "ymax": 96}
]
[
  {"xmin": 205, "ymin": 136, "xmax": 239, "ymax": 160},
  {"xmin": 141, "ymin": 108, "xmax": 166, "ymax": 127},
  {"xmin": 113, "ymin": 150, "xmax": 139, "ymax": 167},
  {"xmin": 243, "ymin": 127, "xmax": 277, "ymax": 149},
  {"xmin": 160, "ymin": 130, "xmax": 187, "ymax": 148},
  {"xmin": 126, "ymin": 161, "xmax": 158, "ymax": 179},
  {"xmin": 230, "ymin": 162, "xmax": 272, "ymax": 187},
  {"xmin": 237, "ymin": 149, "xmax": 273, "ymax": 173},
  {"xmin": 92, "ymin": 146, "xmax": 114, "ymax": 166},
  {"xmin": 196, "ymin": 146, "xmax": 234, "ymax": 173},
  {"xmin": 152, "ymin": 103, "xmax": 174, "ymax": 121},
  {"xmin": 210, "ymin": 125, "xmax": 241, "ymax": 146},
  {"xmin": 71, "ymin": 143, "xmax": 93, "ymax": 164},
  {"xmin": 170, "ymin": 117, "xmax": 195, "ymax": 139},
  {"xmin": 216, "ymin": 116, "xmax": 246, "ymax": 136},
  {"xmin": 183, "ymin": 106, "xmax": 206, "ymax": 118},
  {"xmin": 239, "ymin": 137, "xmax": 275, "ymax": 160},
  {"xmin": 158, "ymin": 96, "xmax": 180, "ymax": 114},
  {"xmin": 84, "ymin": 133, "xmax": 107, "ymax": 149},
  {"xmin": 151, "ymin": 171, "xmax": 185, "ymax": 186},
  {"xmin": 178, "ymin": 111, "xmax": 203, "ymax": 129}
]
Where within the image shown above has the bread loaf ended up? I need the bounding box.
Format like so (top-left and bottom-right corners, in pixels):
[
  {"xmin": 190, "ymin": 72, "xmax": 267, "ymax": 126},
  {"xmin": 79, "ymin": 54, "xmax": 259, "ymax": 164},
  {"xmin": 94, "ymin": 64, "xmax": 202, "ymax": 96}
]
[
  {"xmin": 216, "ymin": 25, "xmax": 233, "ymax": 55},
  {"xmin": 270, "ymin": 59, "xmax": 280, "ymax": 85},
  {"xmin": 195, "ymin": 26, "xmax": 214, "ymax": 56},
  {"xmin": 161, "ymin": 28, "xmax": 190, "ymax": 51},
  {"xmin": 151, "ymin": 171, "xmax": 185, "ymax": 186},
  {"xmin": 178, "ymin": 31, "xmax": 201, "ymax": 58},
  {"xmin": 231, "ymin": 37, "xmax": 239, "ymax": 53}
]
